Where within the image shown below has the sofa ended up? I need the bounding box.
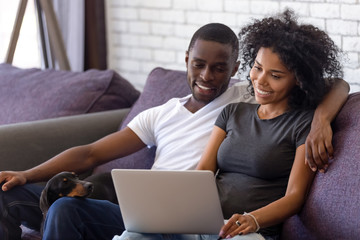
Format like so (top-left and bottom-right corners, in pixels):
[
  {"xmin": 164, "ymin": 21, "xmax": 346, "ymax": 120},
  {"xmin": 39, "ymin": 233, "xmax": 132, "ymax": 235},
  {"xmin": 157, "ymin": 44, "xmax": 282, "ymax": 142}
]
[
  {"xmin": 0, "ymin": 66, "xmax": 359, "ymax": 239},
  {"xmin": 0, "ymin": 63, "xmax": 141, "ymax": 173}
]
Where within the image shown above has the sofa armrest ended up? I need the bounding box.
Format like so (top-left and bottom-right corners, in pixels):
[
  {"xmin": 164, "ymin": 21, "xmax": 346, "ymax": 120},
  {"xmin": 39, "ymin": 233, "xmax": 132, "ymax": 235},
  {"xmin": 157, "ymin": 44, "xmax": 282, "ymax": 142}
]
[{"xmin": 0, "ymin": 108, "xmax": 129, "ymax": 172}]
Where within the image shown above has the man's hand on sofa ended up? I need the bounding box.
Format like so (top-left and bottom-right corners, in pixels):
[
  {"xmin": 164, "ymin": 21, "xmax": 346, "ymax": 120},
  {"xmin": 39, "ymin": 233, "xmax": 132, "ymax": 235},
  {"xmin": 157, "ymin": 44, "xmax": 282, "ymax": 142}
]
[
  {"xmin": 305, "ymin": 78, "xmax": 349, "ymax": 172},
  {"xmin": 0, "ymin": 171, "xmax": 27, "ymax": 191},
  {"xmin": 305, "ymin": 119, "xmax": 333, "ymax": 173}
]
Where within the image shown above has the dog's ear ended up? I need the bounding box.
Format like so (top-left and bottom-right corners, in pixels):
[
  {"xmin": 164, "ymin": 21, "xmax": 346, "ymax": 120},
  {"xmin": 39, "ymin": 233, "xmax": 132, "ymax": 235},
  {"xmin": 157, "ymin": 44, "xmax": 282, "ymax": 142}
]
[
  {"xmin": 40, "ymin": 186, "xmax": 61, "ymax": 214},
  {"xmin": 39, "ymin": 187, "xmax": 50, "ymax": 214}
]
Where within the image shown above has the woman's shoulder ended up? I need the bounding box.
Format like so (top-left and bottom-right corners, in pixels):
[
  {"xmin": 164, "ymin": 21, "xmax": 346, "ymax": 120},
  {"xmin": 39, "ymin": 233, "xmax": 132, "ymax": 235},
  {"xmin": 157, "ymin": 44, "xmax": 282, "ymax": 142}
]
[
  {"xmin": 287, "ymin": 108, "xmax": 314, "ymax": 125},
  {"xmin": 291, "ymin": 108, "xmax": 314, "ymax": 118},
  {"xmin": 219, "ymin": 103, "xmax": 258, "ymax": 121},
  {"xmin": 224, "ymin": 102, "xmax": 258, "ymax": 112}
]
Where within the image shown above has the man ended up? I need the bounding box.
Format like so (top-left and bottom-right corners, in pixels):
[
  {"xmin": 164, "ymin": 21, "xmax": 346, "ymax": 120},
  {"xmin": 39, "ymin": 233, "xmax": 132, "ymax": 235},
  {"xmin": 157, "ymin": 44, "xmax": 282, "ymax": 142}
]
[{"xmin": 0, "ymin": 23, "xmax": 349, "ymax": 240}]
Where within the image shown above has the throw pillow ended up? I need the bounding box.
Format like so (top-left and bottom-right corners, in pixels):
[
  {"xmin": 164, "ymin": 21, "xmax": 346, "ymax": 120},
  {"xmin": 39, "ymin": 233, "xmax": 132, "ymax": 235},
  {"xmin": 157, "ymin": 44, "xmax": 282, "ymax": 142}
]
[{"xmin": 0, "ymin": 63, "xmax": 140, "ymax": 125}]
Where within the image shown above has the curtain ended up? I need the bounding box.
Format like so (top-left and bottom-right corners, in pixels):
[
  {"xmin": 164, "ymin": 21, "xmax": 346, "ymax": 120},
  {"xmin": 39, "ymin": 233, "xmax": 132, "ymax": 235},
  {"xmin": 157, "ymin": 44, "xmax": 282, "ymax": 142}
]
[
  {"xmin": 84, "ymin": 0, "xmax": 107, "ymax": 70},
  {"xmin": 43, "ymin": 0, "xmax": 107, "ymax": 71},
  {"xmin": 52, "ymin": 0, "xmax": 84, "ymax": 72}
]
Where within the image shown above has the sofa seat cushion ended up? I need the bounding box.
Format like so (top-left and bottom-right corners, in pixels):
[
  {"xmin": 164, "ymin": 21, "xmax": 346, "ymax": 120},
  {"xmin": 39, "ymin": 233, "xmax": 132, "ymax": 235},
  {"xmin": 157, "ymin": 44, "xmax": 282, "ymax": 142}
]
[
  {"xmin": 281, "ymin": 92, "xmax": 360, "ymax": 240},
  {"xmin": 0, "ymin": 63, "xmax": 140, "ymax": 125}
]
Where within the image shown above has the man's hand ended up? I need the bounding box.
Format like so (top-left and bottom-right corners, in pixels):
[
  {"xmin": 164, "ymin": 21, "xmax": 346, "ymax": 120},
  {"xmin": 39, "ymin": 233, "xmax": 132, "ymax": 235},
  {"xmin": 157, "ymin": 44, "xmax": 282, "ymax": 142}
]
[
  {"xmin": 305, "ymin": 120, "xmax": 333, "ymax": 173},
  {"xmin": 305, "ymin": 78, "xmax": 349, "ymax": 172},
  {"xmin": 0, "ymin": 171, "xmax": 27, "ymax": 191}
]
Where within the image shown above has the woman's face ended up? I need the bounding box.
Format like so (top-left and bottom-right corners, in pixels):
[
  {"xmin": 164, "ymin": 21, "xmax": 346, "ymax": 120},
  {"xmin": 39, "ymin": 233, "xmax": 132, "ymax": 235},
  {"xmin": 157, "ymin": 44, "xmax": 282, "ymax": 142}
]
[{"xmin": 250, "ymin": 47, "xmax": 297, "ymax": 110}]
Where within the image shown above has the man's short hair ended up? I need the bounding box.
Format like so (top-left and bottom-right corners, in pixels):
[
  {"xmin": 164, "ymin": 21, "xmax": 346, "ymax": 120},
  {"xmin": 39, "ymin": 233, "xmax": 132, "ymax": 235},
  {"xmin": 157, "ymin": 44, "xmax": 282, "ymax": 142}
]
[{"xmin": 187, "ymin": 23, "xmax": 239, "ymax": 62}]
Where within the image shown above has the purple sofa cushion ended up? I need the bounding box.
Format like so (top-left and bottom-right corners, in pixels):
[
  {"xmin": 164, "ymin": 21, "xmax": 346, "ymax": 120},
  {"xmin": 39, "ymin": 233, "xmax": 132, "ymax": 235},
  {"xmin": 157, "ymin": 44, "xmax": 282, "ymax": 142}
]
[
  {"xmin": 0, "ymin": 63, "xmax": 140, "ymax": 125},
  {"xmin": 281, "ymin": 92, "xmax": 360, "ymax": 240},
  {"xmin": 94, "ymin": 67, "xmax": 241, "ymax": 173}
]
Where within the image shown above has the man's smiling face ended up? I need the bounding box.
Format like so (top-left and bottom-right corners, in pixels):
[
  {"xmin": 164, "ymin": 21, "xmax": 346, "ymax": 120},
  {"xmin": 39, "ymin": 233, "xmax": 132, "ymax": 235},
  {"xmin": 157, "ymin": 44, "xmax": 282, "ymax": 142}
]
[{"xmin": 185, "ymin": 39, "xmax": 239, "ymax": 108}]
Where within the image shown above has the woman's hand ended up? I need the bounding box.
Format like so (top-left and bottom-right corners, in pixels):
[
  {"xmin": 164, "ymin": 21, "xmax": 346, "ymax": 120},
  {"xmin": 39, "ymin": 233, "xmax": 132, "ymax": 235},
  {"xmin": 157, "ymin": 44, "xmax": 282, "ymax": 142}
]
[
  {"xmin": 0, "ymin": 171, "xmax": 27, "ymax": 191},
  {"xmin": 218, "ymin": 213, "xmax": 259, "ymax": 239}
]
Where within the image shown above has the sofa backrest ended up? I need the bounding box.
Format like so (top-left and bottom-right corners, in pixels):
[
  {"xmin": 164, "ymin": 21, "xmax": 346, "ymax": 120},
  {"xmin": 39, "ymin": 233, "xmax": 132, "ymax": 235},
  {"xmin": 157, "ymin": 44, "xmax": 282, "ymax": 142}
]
[
  {"xmin": 281, "ymin": 92, "xmax": 360, "ymax": 239},
  {"xmin": 0, "ymin": 63, "xmax": 140, "ymax": 125}
]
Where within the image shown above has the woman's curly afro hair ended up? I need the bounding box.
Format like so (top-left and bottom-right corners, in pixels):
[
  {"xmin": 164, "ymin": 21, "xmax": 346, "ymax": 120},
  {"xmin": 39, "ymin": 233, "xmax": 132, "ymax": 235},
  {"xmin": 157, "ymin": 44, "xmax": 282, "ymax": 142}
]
[{"xmin": 238, "ymin": 9, "xmax": 343, "ymax": 109}]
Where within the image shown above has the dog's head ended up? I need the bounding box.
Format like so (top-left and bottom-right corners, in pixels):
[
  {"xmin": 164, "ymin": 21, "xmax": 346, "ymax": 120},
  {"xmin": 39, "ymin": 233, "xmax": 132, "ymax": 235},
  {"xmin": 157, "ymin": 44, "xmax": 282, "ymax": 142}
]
[{"xmin": 40, "ymin": 171, "xmax": 93, "ymax": 214}]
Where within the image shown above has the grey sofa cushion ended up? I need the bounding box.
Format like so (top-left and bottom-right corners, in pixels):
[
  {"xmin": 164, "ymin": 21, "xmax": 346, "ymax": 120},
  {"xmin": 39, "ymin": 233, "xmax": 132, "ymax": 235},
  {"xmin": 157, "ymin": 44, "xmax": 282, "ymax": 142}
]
[{"xmin": 0, "ymin": 63, "xmax": 140, "ymax": 125}]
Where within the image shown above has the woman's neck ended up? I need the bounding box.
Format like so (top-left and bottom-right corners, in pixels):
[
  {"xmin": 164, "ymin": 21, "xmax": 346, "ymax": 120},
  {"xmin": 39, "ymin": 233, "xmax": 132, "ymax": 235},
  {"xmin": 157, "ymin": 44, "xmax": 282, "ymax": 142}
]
[{"xmin": 257, "ymin": 104, "xmax": 290, "ymax": 119}]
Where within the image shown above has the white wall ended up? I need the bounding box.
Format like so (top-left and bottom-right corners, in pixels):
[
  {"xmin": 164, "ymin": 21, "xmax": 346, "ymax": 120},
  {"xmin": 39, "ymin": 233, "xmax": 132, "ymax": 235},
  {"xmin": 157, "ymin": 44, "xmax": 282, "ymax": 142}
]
[{"xmin": 105, "ymin": 0, "xmax": 360, "ymax": 93}]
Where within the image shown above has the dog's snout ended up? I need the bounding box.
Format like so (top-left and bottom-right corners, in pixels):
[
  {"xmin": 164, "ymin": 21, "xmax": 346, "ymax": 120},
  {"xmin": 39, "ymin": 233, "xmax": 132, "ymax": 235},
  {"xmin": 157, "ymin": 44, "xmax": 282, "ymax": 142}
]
[{"xmin": 85, "ymin": 182, "xmax": 94, "ymax": 193}]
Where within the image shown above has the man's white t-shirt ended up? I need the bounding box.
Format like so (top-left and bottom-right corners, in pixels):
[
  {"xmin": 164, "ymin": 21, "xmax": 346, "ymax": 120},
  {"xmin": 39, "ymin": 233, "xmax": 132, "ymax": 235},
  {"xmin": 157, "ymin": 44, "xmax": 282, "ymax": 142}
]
[{"xmin": 127, "ymin": 83, "xmax": 255, "ymax": 170}]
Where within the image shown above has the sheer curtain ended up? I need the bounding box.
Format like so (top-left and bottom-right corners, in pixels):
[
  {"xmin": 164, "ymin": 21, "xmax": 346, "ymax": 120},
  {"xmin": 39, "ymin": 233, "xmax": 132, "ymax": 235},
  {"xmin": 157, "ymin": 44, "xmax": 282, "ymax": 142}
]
[
  {"xmin": 2, "ymin": 0, "xmax": 106, "ymax": 71},
  {"xmin": 52, "ymin": 0, "xmax": 84, "ymax": 72},
  {"xmin": 52, "ymin": 0, "xmax": 107, "ymax": 71}
]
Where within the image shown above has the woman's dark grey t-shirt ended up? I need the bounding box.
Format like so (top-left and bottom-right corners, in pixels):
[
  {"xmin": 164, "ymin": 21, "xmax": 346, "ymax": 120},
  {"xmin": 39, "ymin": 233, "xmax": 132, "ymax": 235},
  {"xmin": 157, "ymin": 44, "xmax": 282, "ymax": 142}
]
[{"xmin": 215, "ymin": 103, "xmax": 313, "ymax": 236}]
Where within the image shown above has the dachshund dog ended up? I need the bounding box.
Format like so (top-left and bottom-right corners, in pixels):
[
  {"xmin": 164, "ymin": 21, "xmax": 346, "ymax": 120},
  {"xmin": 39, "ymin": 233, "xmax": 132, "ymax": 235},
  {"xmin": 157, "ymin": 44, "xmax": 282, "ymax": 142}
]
[{"xmin": 39, "ymin": 171, "xmax": 117, "ymax": 233}]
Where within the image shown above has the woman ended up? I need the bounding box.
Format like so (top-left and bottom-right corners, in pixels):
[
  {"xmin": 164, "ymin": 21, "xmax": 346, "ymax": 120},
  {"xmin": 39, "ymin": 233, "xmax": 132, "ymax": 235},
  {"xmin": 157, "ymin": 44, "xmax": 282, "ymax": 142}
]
[{"xmin": 115, "ymin": 9, "xmax": 343, "ymax": 240}]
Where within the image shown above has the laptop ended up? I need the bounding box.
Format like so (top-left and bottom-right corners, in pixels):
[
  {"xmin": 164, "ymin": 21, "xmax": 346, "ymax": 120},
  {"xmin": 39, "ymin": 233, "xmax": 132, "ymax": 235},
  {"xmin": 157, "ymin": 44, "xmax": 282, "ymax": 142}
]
[{"xmin": 111, "ymin": 169, "xmax": 224, "ymax": 234}]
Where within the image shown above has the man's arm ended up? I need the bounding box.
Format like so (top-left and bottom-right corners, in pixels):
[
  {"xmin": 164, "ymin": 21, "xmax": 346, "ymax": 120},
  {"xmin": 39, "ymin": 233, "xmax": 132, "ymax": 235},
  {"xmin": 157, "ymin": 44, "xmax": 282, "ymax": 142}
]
[
  {"xmin": 0, "ymin": 127, "xmax": 146, "ymax": 191},
  {"xmin": 305, "ymin": 78, "xmax": 350, "ymax": 172}
]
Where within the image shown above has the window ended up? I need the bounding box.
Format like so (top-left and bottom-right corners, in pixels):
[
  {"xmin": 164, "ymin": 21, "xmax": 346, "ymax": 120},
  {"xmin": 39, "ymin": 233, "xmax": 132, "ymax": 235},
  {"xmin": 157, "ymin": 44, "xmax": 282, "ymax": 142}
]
[{"xmin": 0, "ymin": 0, "xmax": 41, "ymax": 68}]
